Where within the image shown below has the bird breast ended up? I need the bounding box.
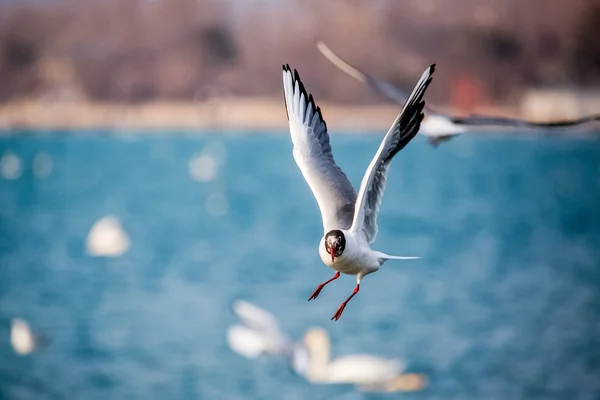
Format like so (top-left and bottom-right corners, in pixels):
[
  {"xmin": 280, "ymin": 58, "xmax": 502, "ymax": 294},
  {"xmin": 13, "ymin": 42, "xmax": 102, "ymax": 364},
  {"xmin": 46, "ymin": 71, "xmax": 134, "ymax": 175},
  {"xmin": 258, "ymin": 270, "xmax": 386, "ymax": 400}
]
[{"xmin": 325, "ymin": 355, "xmax": 402, "ymax": 384}]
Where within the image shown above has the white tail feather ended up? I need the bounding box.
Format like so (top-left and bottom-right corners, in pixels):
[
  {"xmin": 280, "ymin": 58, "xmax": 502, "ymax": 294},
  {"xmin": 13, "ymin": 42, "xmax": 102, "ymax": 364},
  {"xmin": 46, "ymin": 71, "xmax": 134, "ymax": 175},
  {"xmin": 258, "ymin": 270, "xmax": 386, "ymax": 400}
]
[
  {"xmin": 384, "ymin": 256, "xmax": 420, "ymax": 260},
  {"xmin": 375, "ymin": 252, "xmax": 421, "ymax": 263}
]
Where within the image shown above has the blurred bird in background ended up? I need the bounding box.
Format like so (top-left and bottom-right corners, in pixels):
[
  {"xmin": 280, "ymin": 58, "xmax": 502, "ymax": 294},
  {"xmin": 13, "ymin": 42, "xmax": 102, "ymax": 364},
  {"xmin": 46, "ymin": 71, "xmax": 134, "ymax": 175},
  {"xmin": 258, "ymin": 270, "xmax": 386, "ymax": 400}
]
[
  {"xmin": 226, "ymin": 301, "xmax": 427, "ymax": 393},
  {"xmin": 317, "ymin": 40, "xmax": 600, "ymax": 147},
  {"xmin": 10, "ymin": 318, "xmax": 50, "ymax": 355}
]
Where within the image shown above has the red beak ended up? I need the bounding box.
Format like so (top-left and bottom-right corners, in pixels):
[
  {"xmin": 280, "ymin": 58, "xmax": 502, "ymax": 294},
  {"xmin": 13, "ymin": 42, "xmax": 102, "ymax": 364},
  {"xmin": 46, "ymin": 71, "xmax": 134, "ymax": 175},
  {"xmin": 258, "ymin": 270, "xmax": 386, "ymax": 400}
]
[{"xmin": 329, "ymin": 248, "xmax": 335, "ymax": 263}]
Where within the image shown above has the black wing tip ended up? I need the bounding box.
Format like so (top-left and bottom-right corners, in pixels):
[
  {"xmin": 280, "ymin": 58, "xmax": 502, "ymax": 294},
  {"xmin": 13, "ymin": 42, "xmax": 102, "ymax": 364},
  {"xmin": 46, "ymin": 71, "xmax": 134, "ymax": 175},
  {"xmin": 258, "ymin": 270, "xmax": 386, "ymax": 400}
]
[
  {"xmin": 404, "ymin": 64, "xmax": 435, "ymax": 112},
  {"xmin": 388, "ymin": 63, "xmax": 436, "ymax": 155},
  {"xmin": 421, "ymin": 64, "xmax": 436, "ymax": 90},
  {"xmin": 282, "ymin": 64, "xmax": 301, "ymax": 81},
  {"xmin": 421, "ymin": 64, "xmax": 436, "ymax": 95},
  {"xmin": 315, "ymin": 105, "xmax": 327, "ymax": 131},
  {"xmin": 282, "ymin": 64, "xmax": 327, "ymax": 129},
  {"xmin": 282, "ymin": 64, "xmax": 303, "ymax": 89},
  {"xmin": 292, "ymin": 68, "xmax": 300, "ymax": 83}
]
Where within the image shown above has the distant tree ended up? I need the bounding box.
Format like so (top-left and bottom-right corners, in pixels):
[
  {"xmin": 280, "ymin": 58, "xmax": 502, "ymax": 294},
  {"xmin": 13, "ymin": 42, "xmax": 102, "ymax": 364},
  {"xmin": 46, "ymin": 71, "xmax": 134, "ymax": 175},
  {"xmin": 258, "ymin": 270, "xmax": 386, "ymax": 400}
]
[
  {"xmin": 477, "ymin": 29, "xmax": 522, "ymax": 63},
  {"xmin": 196, "ymin": 24, "xmax": 238, "ymax": 65},
  {"xmin": 536, "ymin": 30, "xmax": 560, "ymax": 60},
  {"xmin": 3, "ymin": 34, "xmax": 38, "ymax": 70},
  {"xmin": 457, "ymin": 27, "xmax": 525, "ymax": 101},
  {"xmin": 0, "ymin": 32, "xmax": 40, "ymax": 100},
  {"xmin": 572, "ymin": 4, "xmax": 600, "ymax": 83}
]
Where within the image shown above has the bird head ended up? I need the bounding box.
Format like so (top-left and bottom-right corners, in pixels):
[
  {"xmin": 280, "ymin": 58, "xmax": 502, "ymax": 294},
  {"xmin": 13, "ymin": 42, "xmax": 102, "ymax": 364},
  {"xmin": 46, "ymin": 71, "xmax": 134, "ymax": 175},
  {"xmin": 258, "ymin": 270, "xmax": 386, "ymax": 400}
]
[{"xmin": 324, "ymin": 230, "xmax": 346, "ymax": 263}]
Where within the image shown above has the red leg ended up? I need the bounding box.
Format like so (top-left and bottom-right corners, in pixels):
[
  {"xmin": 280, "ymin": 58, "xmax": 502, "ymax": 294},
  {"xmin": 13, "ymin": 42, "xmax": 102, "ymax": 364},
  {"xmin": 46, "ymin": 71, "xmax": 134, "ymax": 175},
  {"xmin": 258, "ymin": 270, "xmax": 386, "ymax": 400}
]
[
  {"xmin": 331, "ymin": 284, "xmax": 360, "ymax": 321},
  {"xmin": 308, "ymin": 272, "xmax": 340, "ymax": 301}
]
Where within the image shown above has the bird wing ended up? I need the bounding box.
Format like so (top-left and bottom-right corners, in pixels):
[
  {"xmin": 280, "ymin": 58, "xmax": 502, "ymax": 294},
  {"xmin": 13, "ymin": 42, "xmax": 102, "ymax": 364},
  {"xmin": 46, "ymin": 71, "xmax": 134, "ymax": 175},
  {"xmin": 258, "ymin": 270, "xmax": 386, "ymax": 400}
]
[
  {"xmin": 317, "ymin": 41, "xmax": 600, "ymax": 138},
  {"xmin": 226, "ymin": 325, "xmax": 273, "ymax": 359},
  {"xmin": 233, "ymin": 300, "xmax": 281, "ymax": 335},
  {"xmin": 283, "ymin": 65, "xmax": 357, "ymax": 232},
  {"xmin": 350, "ymin": 65, "xmax": 435, "ymax": 243},
  {"xmin": 317, "ymin": 40, "xmax": 442, "ymax": 116},
  {"xmin": 451, "ymin": 114, "xmax": 600, "ymax": 130},
  {"xmin": 229, "ymin": 301, "xmax": 292, "ymax": 357}
]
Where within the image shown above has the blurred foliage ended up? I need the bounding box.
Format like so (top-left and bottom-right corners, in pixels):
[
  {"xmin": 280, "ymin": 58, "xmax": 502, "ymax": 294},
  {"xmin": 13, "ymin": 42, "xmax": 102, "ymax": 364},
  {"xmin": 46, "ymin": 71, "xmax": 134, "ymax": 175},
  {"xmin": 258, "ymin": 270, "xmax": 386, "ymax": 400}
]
[
  {"xmin": 0, "ymin": 0, "xmax": 598, "ymax": 105},
  {"xmin": 480, "ymin": 30, "xmax": 522, "ymax": 63},
  {"xmin": 3, "ymin": 34, "xmax": 38, "ymax": 70},
  {"xmin": 572, "ymin": 4, "xmax": 600, "ymax": 84},
  {"xmin": 196, "ymin": 24, "xmax": 238, "ymax": 65}
]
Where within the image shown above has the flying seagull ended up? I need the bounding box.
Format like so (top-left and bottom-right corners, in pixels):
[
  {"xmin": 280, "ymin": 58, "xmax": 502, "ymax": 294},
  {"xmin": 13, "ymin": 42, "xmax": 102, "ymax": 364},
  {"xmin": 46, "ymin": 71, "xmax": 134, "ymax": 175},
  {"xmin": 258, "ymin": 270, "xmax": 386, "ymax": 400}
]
[
  {"xmin": 317, "ymin": 40, "xmax": 600, "ymax": 146},
  {"xmin": 282, "ymin": 63, "xmax": 435, "ymax": 320}
]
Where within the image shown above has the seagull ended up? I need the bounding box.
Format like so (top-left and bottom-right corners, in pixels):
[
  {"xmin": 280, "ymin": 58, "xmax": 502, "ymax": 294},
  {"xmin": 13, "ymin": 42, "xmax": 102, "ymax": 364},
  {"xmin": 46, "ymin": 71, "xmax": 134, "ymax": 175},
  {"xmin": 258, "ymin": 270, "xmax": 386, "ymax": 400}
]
[
  {"xmin": 226, "ymin": 300, "xmax": 294, "ymax": 359},
  {"xmin": 299, "ymin": 327, "xmax": 427, "ymax": 392},
  {"xmin": 282, "ymin": 63, "xmax": 435, "ymax": 320},
  {"xmin": 10, "ymin": 317, "xmax": 49, "ymax": 355},
  {"xmin": 226, "ymin": 300, "xmax": 427, "ymax": 392},
  {"xmin": 316, "ymin": 40, "xmax": 600, "ymax": 147}
]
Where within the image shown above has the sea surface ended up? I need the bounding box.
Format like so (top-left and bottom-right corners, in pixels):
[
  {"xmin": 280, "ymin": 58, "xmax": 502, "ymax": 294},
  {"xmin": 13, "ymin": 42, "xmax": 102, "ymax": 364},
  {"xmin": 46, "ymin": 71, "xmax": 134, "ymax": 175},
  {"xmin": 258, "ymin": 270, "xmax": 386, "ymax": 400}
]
[{"xmin": 1, "ymin": 130, "xmax": 600, "ymax": 400}]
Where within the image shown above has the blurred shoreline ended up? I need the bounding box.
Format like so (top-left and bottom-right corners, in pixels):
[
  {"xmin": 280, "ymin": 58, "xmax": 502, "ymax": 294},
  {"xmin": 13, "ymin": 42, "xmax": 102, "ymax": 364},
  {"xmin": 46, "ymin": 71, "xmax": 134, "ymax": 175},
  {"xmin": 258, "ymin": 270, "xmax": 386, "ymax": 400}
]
[{"xmin": 0, "ymin": 98, "xmax": 528, "ymax": 133}]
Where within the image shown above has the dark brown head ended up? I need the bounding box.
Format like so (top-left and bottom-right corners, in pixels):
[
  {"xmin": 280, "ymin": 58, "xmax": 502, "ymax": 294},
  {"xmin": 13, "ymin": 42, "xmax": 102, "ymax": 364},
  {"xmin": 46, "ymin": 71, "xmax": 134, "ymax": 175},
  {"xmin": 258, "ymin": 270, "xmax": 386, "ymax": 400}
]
[{"xmin": 324, "ymin": 230, "xmax": 346, "ymax": 263}]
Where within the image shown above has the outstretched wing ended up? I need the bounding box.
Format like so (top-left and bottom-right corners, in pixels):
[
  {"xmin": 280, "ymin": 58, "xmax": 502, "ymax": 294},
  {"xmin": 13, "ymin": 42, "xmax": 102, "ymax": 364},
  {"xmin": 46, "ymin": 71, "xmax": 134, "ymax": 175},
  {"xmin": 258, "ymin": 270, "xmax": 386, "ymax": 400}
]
[
  {"xmin": 318, "ymin": 40, "xmax": 600, "ymax": 137},
  {"xmin": 317, "ymin": 40, "xmax": 442, "ymax": 116},
  {"xmin": 233, "ymin": 300, "xmax": 281, "ymax": 334},
  {"xmin": 283, "ymin": 65, "xmax": 357, "ymax": 232},
  {"xmin": 451, "ymin": 114, "xmax": 600, "ymax": 129},
  {"xmin": 228, "ymin": 301, "xmax": 291, "ymax": 358},
  {"xmin": 350, "ymin": 65, "xmax": 435, "ymax": 243}
]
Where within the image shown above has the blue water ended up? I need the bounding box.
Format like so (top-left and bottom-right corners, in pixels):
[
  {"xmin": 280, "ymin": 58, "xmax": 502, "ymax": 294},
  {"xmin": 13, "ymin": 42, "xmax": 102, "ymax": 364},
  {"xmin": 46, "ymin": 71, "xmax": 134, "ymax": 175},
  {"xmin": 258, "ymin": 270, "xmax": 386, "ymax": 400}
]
[{"xmin": 1, "ymin": 131, "xmax": 600, "ymax": 399}]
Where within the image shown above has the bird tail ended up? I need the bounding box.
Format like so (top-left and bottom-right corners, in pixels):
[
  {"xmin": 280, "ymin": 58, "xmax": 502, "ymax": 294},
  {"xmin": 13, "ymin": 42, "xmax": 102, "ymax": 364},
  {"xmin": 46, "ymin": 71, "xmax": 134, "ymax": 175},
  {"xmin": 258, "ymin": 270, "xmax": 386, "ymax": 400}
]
[
  {"xmin": 359, "ymin": 373, "xmax": 428, "ymax": 393},
  {"xmin": 375, "ymin": 251, "xmax": 420, "ymax": 264}
]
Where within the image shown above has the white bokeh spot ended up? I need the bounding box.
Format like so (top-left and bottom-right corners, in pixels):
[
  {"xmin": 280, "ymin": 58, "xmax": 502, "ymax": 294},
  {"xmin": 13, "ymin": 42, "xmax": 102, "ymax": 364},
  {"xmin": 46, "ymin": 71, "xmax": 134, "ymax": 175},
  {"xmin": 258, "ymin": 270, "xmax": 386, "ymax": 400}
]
[
  {"xmin": 189, "ymin": 154, "xmax": 218, "ymax": 182},
  {"xmin": 33, "ymin": 152, "xmax": 53, "ymax": 179},
  {"xmin": 1, "ymin": 151, "xmax": 23, "ymax": 180},
  {"xmin": 86, "ymin": 216, "xmax": 130, "ymax": 257}
]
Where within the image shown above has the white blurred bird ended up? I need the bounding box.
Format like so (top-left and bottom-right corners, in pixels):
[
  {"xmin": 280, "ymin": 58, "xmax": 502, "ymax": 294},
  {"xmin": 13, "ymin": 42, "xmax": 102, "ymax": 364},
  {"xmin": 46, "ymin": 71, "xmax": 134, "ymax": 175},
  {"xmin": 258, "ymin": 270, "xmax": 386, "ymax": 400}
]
[
  {"xmin": 10, "ymin": 318, "xmax": 49, "ymax": 355},
  {"xmin": 299, "ymin": 327, "xmax": 427, "ymax": 392},
  {"xmin": 282, "ymin": 63, "xmax": 434, "ymax": 320},
  {"xmin": 316, "ymin": 40, "xmax": 600, "ymax": 147},
  {"xmin": 226, "ymin": 301, "xmax": 426, "ymax": 393},
  {"xmin": 226, "ymin": 300, "xmax": 294, "ymax": 359}
]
